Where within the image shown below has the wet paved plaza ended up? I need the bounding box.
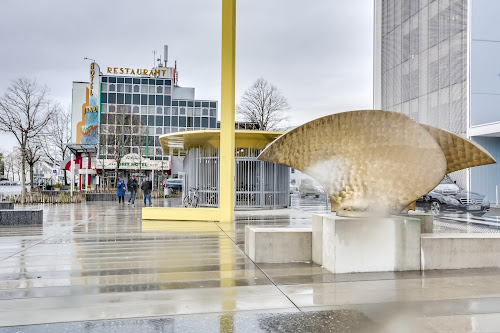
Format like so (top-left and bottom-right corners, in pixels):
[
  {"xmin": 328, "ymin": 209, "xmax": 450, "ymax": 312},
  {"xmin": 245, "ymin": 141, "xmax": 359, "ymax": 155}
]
[{"xmin": 2, "ymin": 198, "xmax": 500, "ymax": 332}]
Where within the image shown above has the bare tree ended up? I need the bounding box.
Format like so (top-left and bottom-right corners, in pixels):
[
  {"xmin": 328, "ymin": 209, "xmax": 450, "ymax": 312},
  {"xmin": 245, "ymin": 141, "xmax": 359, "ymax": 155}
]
[
  {"xmin": 3, "ymin": 151, "xmax": 13, "ymax": 181},
  {"xmin": 236, "ymin": 78, "xmax": 290, "ymax": 131},
  {"xmin": 25, "ymin": 140, "xmax": 43, "ymax": 190},
  {"xmin": 41, "ymin": 105, "xmax": 71, "ymax": 184},
  {"xmin": 0, "ymin": 77, "xmax": 53, "ymax": 203}
]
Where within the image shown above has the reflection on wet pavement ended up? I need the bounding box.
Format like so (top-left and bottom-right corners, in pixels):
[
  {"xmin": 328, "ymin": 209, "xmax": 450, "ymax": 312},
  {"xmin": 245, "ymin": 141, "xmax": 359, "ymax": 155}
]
[{"xmin": 1, "ymin": 197, "xmax": 500, "ymax": 332}]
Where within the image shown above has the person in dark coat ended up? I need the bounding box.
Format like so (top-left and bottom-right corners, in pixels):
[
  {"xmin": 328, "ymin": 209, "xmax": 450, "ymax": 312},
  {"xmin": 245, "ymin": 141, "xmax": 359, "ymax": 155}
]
[
  {"xmin": 116, "ymin": 179, "xmax": 126, "ymax": 204},
  {"xmin": 141, "ymin": 177, "xmax": 153, "ymax": 206},
  {"xmin": 127, "ymin": 175, "xmax": 138, "ymax": 207}
]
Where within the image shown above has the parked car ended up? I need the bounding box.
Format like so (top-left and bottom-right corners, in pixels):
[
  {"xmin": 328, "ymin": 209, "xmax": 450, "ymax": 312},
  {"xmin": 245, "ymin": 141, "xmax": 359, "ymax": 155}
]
[
  {"xmin": 299, "ymin": 179, "xmax": 324, "ymax": 198},
  {"xmin": 166, "ymin": 179, "xmax": 183, "ymax": 190},
  {"xmin": 0, "ymin": 181, "xmax": 9, "ymax": 186},
  {"xmin": 417, "ymin": 175, "xmax": 489, "ymax": 215}
]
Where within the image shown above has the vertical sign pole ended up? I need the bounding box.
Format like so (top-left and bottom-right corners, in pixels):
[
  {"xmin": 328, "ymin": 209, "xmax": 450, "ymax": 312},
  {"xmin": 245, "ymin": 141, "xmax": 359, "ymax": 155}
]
[{"xmin": 219, "ymin": 0, "xmax": 236, "ymax": 222}]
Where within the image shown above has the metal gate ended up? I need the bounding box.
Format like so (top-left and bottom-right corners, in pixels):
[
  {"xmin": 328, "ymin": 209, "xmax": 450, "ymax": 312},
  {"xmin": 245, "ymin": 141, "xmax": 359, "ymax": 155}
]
[{"xmin": 183, "ymin": 146, "xmax": 289, "ymax": 209}]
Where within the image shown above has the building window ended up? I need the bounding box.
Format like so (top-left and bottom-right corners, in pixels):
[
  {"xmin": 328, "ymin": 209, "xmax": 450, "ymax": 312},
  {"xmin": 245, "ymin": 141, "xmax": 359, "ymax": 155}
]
[
  {"xmin": 101, "ymin": 93, "xmax": 108, "ymax": 103},
  {"xmin": 164, "ymin": 95, "xmax": 171, "ymax": 106},
  {"xmin": 102, "ymin": 77, "xmax": 108, "ymax": 83},
  {"xmin": 109, "ymin": 105, "xmax": 116, "ymax": 113},
  {"xmin": 101, "ymin": 83, "xmax": 107, "ymax": 92},
  {"xmin": 125, "ymin": 94, "xmax": 132, "ymax": 104},
  {"xmin": 179, "ymin": 107, "xmax": 186, "ymax": 115},
  {"xmin": 117, "ymin": 84, "xmax": 124, "ymax": 92},
  {"xmin": 141, "ymin": 95, "xmax": 147, "ymax": 105},
  {"xmin": 210, "ymin": 109, "xmax": 216, "ymax": 117},
  {"xmin": 156, "ymin": 95, "xmax": 163, "ymax": 106},
  {"xmin": 179, "ymin": 100, "xmax": 186, "ymax": 107},
  {"xmin": 210, "ymin": 102, "xmax": 216, "ymax": 108},
  {"xmin": 172, "ymin": 107, "xmax": 178, "ymax": 115},
  {"xmin": 133, "ymin": 94, "xmax": 140, "ymax": 105},
  {"xmin": 117, "ymin": 77, "xmax": 124, "ymax": 83},
  {"xmin": 133, "ymin": 85, "xmax": 140, "ymax": 93},
  {"xmin": 157, "ymin": 86, "xmax": 163, "ymax": 94},
  {"xmin": 108, "ymin": 93, "xmax": 116, "ymax": 104},
  {"xmin": 109, "ymin": 77, "xmax": 117, "ymax": 83},
  {"xmin": 117, "ymin": 93, "xmax": 124, "ymax": 104},
  {"xmin": 194, "ymin": 117, "xmax": 200, "ymax": 127},
  {"xmin": 133, "ymin": 106, "xmax": 140, "ymax": 114},
  {"xmin": 171, "ymin": 116, "xmax": 178, "ymax": 126},
  {"xmin": 109, "ymin": 84, "xmax": 116, "ymax": 92},
  {"xmin": 101, "ymin": 104, "xmax": 108, "ymax": 113},
  {"xmin": 164, "ymin": 87, "xmax": 171, "ymax": 95},
  {"xmin": 163, "ymin": 107, "xmax": 170, "ymax": 115},
  {"xmin": 201, "ymin": 117, "xmax": 208, "ymax": 128}
]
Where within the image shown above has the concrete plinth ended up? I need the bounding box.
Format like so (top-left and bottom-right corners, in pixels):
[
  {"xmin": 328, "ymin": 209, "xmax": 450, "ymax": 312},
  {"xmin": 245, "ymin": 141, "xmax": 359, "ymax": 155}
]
[
  {"xmin": 0, "ymin": 202, "xmax": 14, "ymax": 210},
  {"xmin": 421, "ymin": 234, "xmax": 500, "ymax": 270},
  {"xmin": 245, "ymin": 226, "xmax": 312, "ymax": 263},
  {"xmin": 0, "ymin": 209, "xmax": 43, "ymax": 225},
  {"xmin": 313, "ymin": 214, "xmax": 421, "ymax": 273},
  {"xmin": 406, "ymin": 211, "xmax": 434, "ymax": 233}
]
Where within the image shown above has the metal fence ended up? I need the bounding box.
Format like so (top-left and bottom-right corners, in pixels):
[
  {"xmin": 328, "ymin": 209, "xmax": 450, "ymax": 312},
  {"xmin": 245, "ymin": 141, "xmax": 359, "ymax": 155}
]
[{"xmin": 183, "ymin": 147, "xmax": 289, "ymax": 209}]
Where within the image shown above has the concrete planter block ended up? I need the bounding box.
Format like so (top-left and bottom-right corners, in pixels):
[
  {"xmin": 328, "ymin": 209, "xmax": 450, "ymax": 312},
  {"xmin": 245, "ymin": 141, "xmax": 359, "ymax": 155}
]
[
  {"xmin": 313, "ymin": 214, "xmax": 421, "ymax": 274},
  {"xmin": 421, "ymin": 234, "xmax": 500, "ymax": 270},
  {"xmin": 245, "ymin": 226, "xmax": 312, "ymax": 263},
  {"xmin": 0, "ymin": 209, "xmax": 43, "ymax": 225},
  {"xmin": 0, "ymin": 202, "xmax": 14, "ymax": 210},
  {"xmin": 86, "ymin": 193, "xmax": 117, "ymax": 201}
]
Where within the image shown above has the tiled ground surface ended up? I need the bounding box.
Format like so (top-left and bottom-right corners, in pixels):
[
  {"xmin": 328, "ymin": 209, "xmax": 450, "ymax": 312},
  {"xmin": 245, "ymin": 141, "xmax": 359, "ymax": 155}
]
[{"xmin": 1, "ymin": 197, "xmax": 500, "ymax": 332}]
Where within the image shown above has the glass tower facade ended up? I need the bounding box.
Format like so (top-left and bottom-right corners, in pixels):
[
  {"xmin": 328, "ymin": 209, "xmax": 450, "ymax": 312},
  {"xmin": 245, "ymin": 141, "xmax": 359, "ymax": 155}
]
[
  {"xmin": 376, "ymin": 0, "xmax": 468, "ymax": 137},
  {"xmin": 375, "ymin": 0, "xmax": 469, "ymax": 186}
]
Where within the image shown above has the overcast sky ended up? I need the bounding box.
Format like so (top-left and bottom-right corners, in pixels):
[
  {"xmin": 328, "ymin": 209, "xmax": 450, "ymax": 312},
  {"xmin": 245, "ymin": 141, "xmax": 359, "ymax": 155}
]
[{"xmin": 0, "ymin": 0, "xmax": 373, "ymax": 152}]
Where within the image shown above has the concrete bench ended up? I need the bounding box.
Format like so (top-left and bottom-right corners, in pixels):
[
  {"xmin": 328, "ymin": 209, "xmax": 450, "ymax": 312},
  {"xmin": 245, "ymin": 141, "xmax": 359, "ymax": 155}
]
[
  {"xmin": 86, "ymin": 193, "xmax": 117, "ymax": 201},
  {"xmin": 0, "ymin": 202, "xmax": 14, "ymax": 210},
  {"xmin": 421, "ymin": 233, "xmax": 500, "ymax": 270},
  {"xmin": 245, "ymin": 226, "xmax": 312, "ymax": 263},
  {"xmin": 0, "ymin": 209, "xmax": 43, "ymax": 225}
]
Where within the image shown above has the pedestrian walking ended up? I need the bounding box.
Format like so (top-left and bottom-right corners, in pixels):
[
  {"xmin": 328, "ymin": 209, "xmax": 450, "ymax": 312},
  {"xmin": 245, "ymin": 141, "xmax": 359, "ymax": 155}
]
[
  {"xmin": 127, "ymin": 175, "xmax": 138, "ymax": 207},
  {"xmin": 141, "ymin": 177, "xmax": 152, "ymax": 206},
  {"xmin": 117, "ymin": 179, "xmax": 126, "ymax": 204}
]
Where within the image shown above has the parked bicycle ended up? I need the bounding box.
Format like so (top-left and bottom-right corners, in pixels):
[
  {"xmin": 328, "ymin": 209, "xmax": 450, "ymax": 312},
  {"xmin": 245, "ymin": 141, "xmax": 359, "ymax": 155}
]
[{"xmin": 183, "ymin": 187, "xmax": 199, "ymax": 208}]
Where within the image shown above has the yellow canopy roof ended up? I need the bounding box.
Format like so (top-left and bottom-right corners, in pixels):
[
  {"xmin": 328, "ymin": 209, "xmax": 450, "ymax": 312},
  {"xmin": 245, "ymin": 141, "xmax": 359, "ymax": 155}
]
[{"xmin": 159, "ymin": 130, "xmax": 283, "ymax": 156}]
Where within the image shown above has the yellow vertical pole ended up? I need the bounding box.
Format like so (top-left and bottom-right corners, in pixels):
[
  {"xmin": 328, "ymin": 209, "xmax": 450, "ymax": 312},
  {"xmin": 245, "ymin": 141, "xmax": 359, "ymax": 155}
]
[{"xmin": 219, "ymin": 0, "xmax": 236, "ymax": 223}]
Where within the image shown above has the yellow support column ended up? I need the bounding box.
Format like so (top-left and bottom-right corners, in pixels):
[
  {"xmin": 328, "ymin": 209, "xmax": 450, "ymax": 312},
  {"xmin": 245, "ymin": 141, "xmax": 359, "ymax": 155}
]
[{"xmin": 219, "ymin": 0, "xmax": 236, "ymax": 223}]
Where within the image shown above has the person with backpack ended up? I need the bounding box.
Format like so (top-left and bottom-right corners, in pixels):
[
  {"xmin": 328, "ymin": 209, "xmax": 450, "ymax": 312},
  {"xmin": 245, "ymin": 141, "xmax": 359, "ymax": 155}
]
[
  {"xmin": 141, "ymin": 177, "xmax": 153, "ymax": 206},
  {"xmin": 127, "ymin": 175, "xmax": 138, "ymax": 207}
]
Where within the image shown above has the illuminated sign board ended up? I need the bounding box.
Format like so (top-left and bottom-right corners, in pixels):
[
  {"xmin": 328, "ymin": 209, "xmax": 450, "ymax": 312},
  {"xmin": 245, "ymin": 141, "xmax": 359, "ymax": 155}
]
[{"xmin": 106, "ymin": 66, "xmax": 174, "ymax": 78}]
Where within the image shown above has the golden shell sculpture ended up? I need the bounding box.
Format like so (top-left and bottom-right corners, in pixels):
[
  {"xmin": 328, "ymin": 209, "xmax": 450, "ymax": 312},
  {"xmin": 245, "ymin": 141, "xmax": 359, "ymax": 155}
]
[{"xmin": 258, "ymin": 110, "xmax": 496, "ymax": 216}]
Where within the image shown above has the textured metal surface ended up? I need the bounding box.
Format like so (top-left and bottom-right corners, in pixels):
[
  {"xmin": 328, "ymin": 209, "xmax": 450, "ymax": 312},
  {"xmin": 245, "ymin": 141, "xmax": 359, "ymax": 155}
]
[
  {"xmin": 258, "ymin": 110, "xmax": 448, "ymax": 215},
  {"xmin": 421, "ymin": 124, "xmax": 496, "ymax": 173}
]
